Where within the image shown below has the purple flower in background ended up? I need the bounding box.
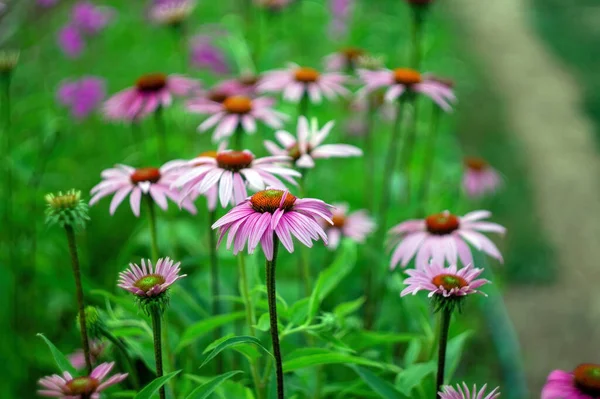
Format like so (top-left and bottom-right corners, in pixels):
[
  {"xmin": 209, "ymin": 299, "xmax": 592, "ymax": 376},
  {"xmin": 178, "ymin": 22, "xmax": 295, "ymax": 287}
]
[
  {"xmin": 189, "ymin": 35, "xmax": 230, "ymax": 75},
  {"xmin": 329, "ymin": 0, "xmax": 353, "ymax": 38},
  {"xmin": 72, "ymin": 2, "xmax": 114, "ymax": 35},
  {"xmin": 57, "ymin": 77, "xmax": 106, "ymax": 120},
  {"xmin": 58, "ymin": 25, "xmax": 84, "ymax": 58}
]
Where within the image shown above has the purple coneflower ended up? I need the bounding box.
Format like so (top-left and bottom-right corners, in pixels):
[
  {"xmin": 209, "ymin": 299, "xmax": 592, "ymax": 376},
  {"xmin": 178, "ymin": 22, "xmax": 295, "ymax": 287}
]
[
  {"xmin": 542, "ymin": 364, "xmax": 600, "ymax": 399},
  {"xmin": 189, "ymin": 34, "xmax": 230, "ymax": 74},
  {"xmin": 173, "ymin": 150, "xmax": 300, "ymax": 207},
  {"xmin": 264, "ymin": 116, "xmax": 362, "ymax": 168},
  {"xmin": 90, "ymin": 162, "xmax": 197, "ymax": 216},
  {"xmin": 323, "ymin": 203, "xmax": 375, "ymax": 250},
  {"xmin": 400, "ymin": 262, "xmax": 489, "ymax": 298},
  {"xmin": 57, "ymin": 77, "xmax": 106, "ymax": 120},
  {"xmin": 58, "ymin": 25, "xmax": 84, "ymax": 58},
  {"xmin": 389, "ymin": 210, "xmax": 505, "ymax": 269},
  {"xmin": 358, "ymin": 68, "xmax": 456, "ymax": 111},
  {"xmin": 462, "ymin": 157, "xmax": 502, "ymax": 199},
  {"xmin": 104, "ymin": 73, "xmax": 200, "ymax": 122},
  {"xmin": 150, "ymin": 0, "xmax": 196, "ymax": 26},
  {"xmin": 439, "ymin": 383, "xmax": 500, "ymax": 399},
  {"xmin": 118, "ymin": 257, "xmax": 185, "ymax": 297},
  {"xmin": 38, "ymin": 362, "xmax": 127, "ymax": 398},
  {"xmin": 258, "ymin": 63, "xmax": 349, "ymax": 104},
  {"xmin": 71, "ymin": 2, "xmax": 114, "ymax": 35},
  {"xmin": 324, "ymin": 47, "xmax": 364, "ymax": 72},
  {"xmin": 69, "ymin": 340, "xmax": 106, "ymax": 370},
  {"xmin": 188, "ymin": 95, "xmax": 287, "ymax": 143}
]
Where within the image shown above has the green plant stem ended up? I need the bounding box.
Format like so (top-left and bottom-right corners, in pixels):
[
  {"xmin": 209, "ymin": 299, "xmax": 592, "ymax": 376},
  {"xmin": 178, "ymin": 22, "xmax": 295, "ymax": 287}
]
[
  {"xmin": 298, "ymin": 93, "xmax": 309, "ymax": 118},
  {"xmin": 416, "ymin": 105, "xmax": 442, "ymax": 217},
  {"xmin": 154, "ymin": 107, "xmax": 167, "ymax": 162},
  {"xmin": 145, "ymin": 195, "xmax": 159, "ymax": 261},
  {"xmin": 208, "ymin": 210, "xmax": 223, "ymax": 374},
  {"xmin": 410, "ymin": 6, "xmax": 427, "ymax": 69},
  {"xmin": 150, "ymin": 305, "xmax": 166, "ymax": 399},
  {"xmin": 398, "ymin": 96, "xmax": 419, "ymax": 202},
  {"xmin": 363, "ymin": 95, "xmax": 376, "ymax": 211},
  {"xmin": 266, "ymin": 235, "xmax": 284, "ymax": 399},
  {"xmin": 233, "ymin": 125, "xmax": 244, "ymax": 151},
  {"xmin": 99, "ymin": 326, "xmax": 140, "ymax": 389},
  {"xmin": 435, "ymin": 308, "xmax": 451, "ymax": 397},
  {"xmin": 238, "ymin": 254, "xmax": 263, "ymax": 399},
  {"xmin": 64, "ymin": 225, "xmax": 92, "ymax": 375}
]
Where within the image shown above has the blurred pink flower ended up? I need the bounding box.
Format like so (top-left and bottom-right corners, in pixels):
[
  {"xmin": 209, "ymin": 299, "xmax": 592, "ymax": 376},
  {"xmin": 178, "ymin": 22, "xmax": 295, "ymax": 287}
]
[
  {"xmin": 264, "ymin": 116, "xmax": 362, "ymax": 168},
  {"xmin": 57, "ymin": 77, "xmax": 106, "ymax": 120},
  {"xmin": 72, "ymin": 2, "xmax": 114, "ymax": 35},
  {"xmin": 68, "ymin": 340, "xmax": 106, "ymax": 370},
  {"xmin": 323, "ymin": 203, "xmax": 375, "ymax": 250},
  {"xmin": 212, "ymin": 189, "xmax": 333, "ymax": 260},
  {"xmin": 58, "ymin": 25, "xmax": 84, "ymax": 58},
  {"xmin": 150, "ymin": 0, "xmax": 196, "ymax": 26},
  {"xmin": 542, "ymin": 365, "xmax": 600, "ymax": 399},
  {"xmin": 38, "ymin": 362, "xmax": 127, "ymax": 398},
  {"xmin": 104, "ymin": 73, "xmax": 200, "ymax": 122},
  {"xmin": 328, "ymin": 0, "xmax": 353, "ymax": 38},
  {"xmin": 90, "ymin": 162, "xmax": 197, "ymax": 216},
  {"xmin": 401, "ymin": 262, "xmax": 490, "ymax": 298},
  {"xmin": 324, "ymin": 47, "xmax": 364, "ymax": 72},
  {"xmin": 119, "ymin": 257, "xmax": 186, "ymax": 297},
  {"xmin": 215, "ymin": 75, "xmax": 262, "ymax": 98},
  {"xmin": 258, "ymin": 63, "xmax": 350, "ymax": 104},
  {"xmin": 462, "ymin": 157, "xmax": 502, "ymax": 199},
  {"xmin": 389, "ymin": 210, "xmax": 505, "ymax": 269},
  {"xmin": 358, "ymin": 68, "xmax": 456, "ymax": 111},
  {"xmin": 189, "ymin": 35, "xmax": 230, "ymax": 75}
]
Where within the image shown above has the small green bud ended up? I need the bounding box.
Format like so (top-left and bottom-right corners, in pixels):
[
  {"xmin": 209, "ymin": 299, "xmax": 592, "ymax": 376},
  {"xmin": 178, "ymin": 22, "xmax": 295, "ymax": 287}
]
[
  {"xmin": 45, "ymin": 189, "xmax": 90, "ymax": 229},
  {"xmin": 0, "ymin": 50, "xmax": 19, "ymax": 74},
  {"xmin": 76, "ymin": 306, "xmax": 105, "ymax": 339}
]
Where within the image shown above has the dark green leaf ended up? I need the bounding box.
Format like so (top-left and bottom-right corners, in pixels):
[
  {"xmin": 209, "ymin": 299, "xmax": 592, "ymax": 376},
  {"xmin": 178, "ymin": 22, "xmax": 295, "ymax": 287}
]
[
  {"xmin": 134, "ymin": 370, "xmax": 181, "ymax": 399},
  {"xmin": 200, "ymin": 336, "xmax": 272, "ymax": 369},
  {"xmin": 37, "ymin": 333, "xmax": 77, "ymax": 375},
  {"xmin": 283, "ymin": 350, "xmax": 400, "ymax": 373},
  {"xmin": 351, "ymin": 366, "xmax": 409, "ymax": 399},
  {"xmin": 395, "ymin": 362, "xmax": 436, "ymax": 396}
]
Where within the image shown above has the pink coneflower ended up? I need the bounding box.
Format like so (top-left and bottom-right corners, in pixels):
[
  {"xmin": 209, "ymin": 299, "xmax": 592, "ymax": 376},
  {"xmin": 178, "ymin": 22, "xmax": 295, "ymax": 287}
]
[
  {"xmin": 264, "ymin": 116, "xmax": 362, "ymax": 168},
  {"xmin": 38, "ymin": 362, "xmax": 127, "ymax": 398},
  {"xmin": 104, "ymin": 73, "xmax": 200, "ymax": 122},
  {"xmin": 401, "ymin": 262, "xmax": 489, "ymax": 298},
  {"xmin": 462, "ymin": 157, "xmax": 502, "ymax": 199},
  {"xmin": 542, "ymin": 364, "xmax": 600, "ymax": 399},
  {"xmin": 150, "ymin": 0, "xmax": 196, "ymax": 26},
  {"xmin": 213, "ymin": 189, "xmax": 333, "ymax": 260},
  {"xmin": 57, "ymin": 77, "xmax": 106, "ymax": 120},
  {"xmin": 258, "ymin": 63, "xmax": 350, "ymax": 104},
  {"xmin": 188, "ymin": 95, "xmax": 287, "ymax": 142},
  {"xmin": 173, "ymin": 150, "xmax": 300, "ymax": 207},
  {"xmin": 89, "ymin": 162, "xmax": 197, "ymax": 216},
  {"xmin": 58, "ymin": 25, "xmax": 84, "ymax": 58},
  {"xmin": 439, "ymin": 383, "xmax": 500, "ymax": 399},
  {"xmin": 71, "ymin": 2, "xmax": 114, "ymax": 35},
  {"xmin": 325, "ymin": 47, "xmax": 364, "ymax": 71},
  {"xmin": 323, "ymin": 203, "xmax": 375, "ymax": 250},
  {"xmin": 69, "ymin": 340, "xmax": 106, "ymax": 370},
  {"xmin": 389, "ymin": 210, "xmax": 505, "ymax": 269},
  {"xmin": 118, "ymin": 257, "xmax": 185, "ymax": 297},
  {"xmin": 189, "ymin": 34, "xmax": 230, "ymax": 74},
  {"xmin": 358, "ymin": 68, "xmax": 456, "ymax": 111}
]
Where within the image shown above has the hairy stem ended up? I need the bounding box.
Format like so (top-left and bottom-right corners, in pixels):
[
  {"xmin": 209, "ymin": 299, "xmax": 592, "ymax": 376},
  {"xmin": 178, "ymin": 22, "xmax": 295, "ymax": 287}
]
[
  {"xmin": 435, "ymin": 308, "xmax": 452, "ymax": 397},
  {"xmin": 266, "ymin": 236, "xmax": 284, "ymax": 399},
  {"xmin": 150, "ymin": 306, "xmax": 165, "ymax": 399}
]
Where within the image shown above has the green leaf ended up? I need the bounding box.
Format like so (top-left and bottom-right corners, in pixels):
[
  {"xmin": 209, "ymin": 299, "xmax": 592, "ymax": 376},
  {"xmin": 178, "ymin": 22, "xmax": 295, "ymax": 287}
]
[
  {"xmin": 134, "ymin": 370, "xmax": 181, "ymax": 399},
  {"xmin": 307, "ymin": 241, "xmax": 357, "ymax": 323},
  {"xmin": 351, "ymin": 366, "xmax": 409, "ymax": 399},
  {"xmin": 395, "ymin": 362, "xmax": 436, "ymax": 396},
  {"xmin": 283, "ymin": 350, "xmax": 400, "ymax": 373},
  {"xmin": 255, "ymin": 313, "xmax": 270, "ymax": 332},
  {"xmin": 200, "ymin": 336, "xmax": 272, "ymax": 369},
  {"xmin": 345, "ymin": 330, "xmax": 418, "ymax": 352},
  {"xmin": 333, "ymin": 297, "xmax": 366, "ymax": 318},
  {"xmin": 403, "ymin": 338, "xmax": 422, "ymax": 367},
  {"xmin": 185, "ymin": 371, "xmax": 243, "ymax": 399},
  {"xmin": 37, "ymin": 333, "xmax": 77, "ymax": 375},
  {"xmin": 177, "ymin": 312, "xmax": 245, "ymax": 352},
  {"xmin": 446, "ymin": 331, "xmax": 472, "ymax": 380}
]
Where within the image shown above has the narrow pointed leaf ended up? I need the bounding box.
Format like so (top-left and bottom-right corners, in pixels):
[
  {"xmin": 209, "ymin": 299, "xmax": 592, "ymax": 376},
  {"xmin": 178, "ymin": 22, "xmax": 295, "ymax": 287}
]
[
  {"xmin": 37, "ymin": 333, "xmax": 77, "ymax": 375},
  {"xmin": 185, "ymin": 371, "xmax": 243, "ymax": 399},
  {"xmin": 200, "ymin": 336, "xmax": 272, "ymax": 369},
  {"xmin": 134, "ymin": 370, "xmax": 181, "ymax": 399},
  {"xmin": 351, "ymin": 366, "xmax": 409, "ymax": 399}
]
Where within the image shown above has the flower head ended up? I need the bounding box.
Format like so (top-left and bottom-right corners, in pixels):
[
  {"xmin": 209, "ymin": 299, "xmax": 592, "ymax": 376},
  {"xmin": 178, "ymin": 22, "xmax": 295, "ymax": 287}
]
[
  {"xmin": 104, "ymin": 73, "xmax": 200, "ymax": 122},
  {"xmin": 542, "ymin": 364, "xmax": 600, "ymax": 399},
  {"xmin": 0, "ymin": 49, "xmax": 19, "ymax": 74},
  {"xmin": 258, "ymin": 63, "xmax": 350, "ymax": 104},
  {"xmin": 212, "ymin": 189, "xmax": 333, "ymax": 260},
  {"xmin": 45, "ymin": 190, "xmax": 89, "ymax": 229},
  {"xmin": 462, "ymin": 157, "xmax": 502, "ymax": 199},
  {"xmin": 68, "ymin": 339, "xmax": 106, "ymax": 370},
  {"xmin": 189, "ymin": 34, "xmax": 230, "ymax": 74},
  {"xmin": 71, "ymin": 2, "xmax": 114, "ymax": 35},
  {"xmin": 173, "ymin": 149, "xmax": 300, "ymax": 207},
  {"xmin": 58, "ymin": 25, "xmax": 84, "ymax": 58},
  {"xmin": 38, "ymin": 362, "xmax": 127, "ymax": 398},
  {"xmin": 188, "ymin": 95, "xmax": 287, "ymax": 142},
  {"xmin": 150, "ymin": 0, "xmax": 196, "ymax": 27},
  {"xmin": 323, "ymin": 203, "xmax": 375, "ymax": 250},
  {"xmin": 265, "ymin": 116, "xmax": 362, "ymax": 168},
  {"xmin": 439, "ymin": 383, "xmax": 500, "ymax": 399},
  {"xmin": 358, "ymin": 68, "xmax": 456, "ymax": 111},
  {"xmin": 118, "ymin": 257, "xmax": 185, "ymax": 298},
  {"xmin": 57, "ymin": 77, "xmax": 106, "ymax": 120},
  {"xmin": 89, "ymin": 162, "xmax": 197, "ymax": 216},
  {"xmin": 389, "ymin": 210, "xmax": 505, "ymax": 269}
]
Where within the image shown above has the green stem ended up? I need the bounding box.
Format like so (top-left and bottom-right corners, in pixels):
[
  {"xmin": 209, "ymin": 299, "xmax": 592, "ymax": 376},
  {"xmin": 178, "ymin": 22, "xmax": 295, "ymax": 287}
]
[
  {"xmin": 410, "ymin": 6, "xmax": 426, "ymax": 69},
  {"xmin": 233, "ymin": 125, "xmax": 244, "ymax": 151},
  {"xmin": 416, "ymin": 105, "xmax": 442, "ymax": 217},
  {"xmin": 298, "ymin": 93, "xmax": 309, "ymax": 118},
  {"xmin": 208, "ymin": 210, "xmax": 223, "ymax": 374},
  {"xmin": 150, "ymin": 306, "xmax": 165, "ymax": 399},
  {"xmin": 99, "ymin": 326, "xmax": 140, "ymax": 389},
  {"xmin": 154, "ymin": 107, "xmax": 167, "ymax": 162},
  {"xmin": 238, "ymin": 254, "xmax": 263, "ymax": 399},
  {"xmin": 266, "ymin": 235, "xmax": 284, "ymax": 399},
  {"xmin": 398, "ymin": 96, "xmax": 419, "ymax": 202},
  {"xmin": 64, "ymin": 225, "xmax": 92, "ymax": 375},
  {"xmin": 145, "ymin": 195, "xmax": 159, "ymax": 261},
  {"xmin": 435, "ymin": 308, "xmax": 451, "ymax": 397},
  {"xmin": 363, "ymin": 95, "xmax": 376, "ymax": 211}
]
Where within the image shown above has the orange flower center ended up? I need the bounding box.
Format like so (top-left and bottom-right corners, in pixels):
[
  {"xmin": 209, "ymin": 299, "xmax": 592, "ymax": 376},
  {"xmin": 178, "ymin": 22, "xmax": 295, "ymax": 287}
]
[
  {"xmin": 425, "ymin": 213, "xmax": 460, "ymax": 235},
  {"xmin": 65, "ymin": 377, "xmax": 99, "ymax": 395},
  {"xmin": 431, "ymin": 274, "xmax": 468, "ymax": 291},
  {"xmin": 574, "ymin": 364, "xmax": 600, "ymax": 396},
  {"xmin": 136, "ymin": 73, "xmax": 168, "ymax": 92},
  {"xmin": 223, "ymin": 96, "xmax": 253, "ymax": 114},
  {"xmin": 216, "ymin": 151, "xmax": 254, "ymax": 172},
  {"xmin": 251, "ymin": 189, "xmax": 297, "ymax": 213},
  {"xmin": 130, "ymin": 167, "xmax": 161, "ymax": 184},
  {"xmin": 294, "ymin": 67, "xmax": 320, "ymax": 83},
  {"xmin": 332, "ymin": 213, "xmax": 345, "ymax": 228},
  {"xmin": 465, "ymin": 157, "xmax": 488, "ymax": 171},
  {"xmin": 393, "ymin": 68, "xmax": 422, "ymax": 85},
  {"xmin": 342, "ymin": 47, "xmax": 364, "ymax": 61}
]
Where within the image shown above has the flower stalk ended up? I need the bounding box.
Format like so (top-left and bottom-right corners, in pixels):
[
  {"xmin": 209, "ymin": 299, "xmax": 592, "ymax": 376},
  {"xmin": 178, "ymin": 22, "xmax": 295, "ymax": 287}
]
[
  {"xmin": 416, "ymin": 105, "xmax": 442, "ymax": 217},
  {"xmin": 266, "ymin": 235, "xmax": 284, "ymax": 399},
  {"xmin": 154, "ymin": 107, "xmax": 167, "ymax": 161},
  {"xmin": 435, "ymin": 308, "xmax": 452, "ymax": 397},
  {"xmin": 150, "ymin": 304, "xmax": 166, "ymax": 399},
  {"xmin": 398, "ymin": 96, "xmax": 420, "ymax": 202},
  {"xmin": 363, "ymin": 95, "xmax": 377, "ymax": 211},
  {"xmin": 208, "ymin": 209, "xmax": 223, "ymax": 374}
]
